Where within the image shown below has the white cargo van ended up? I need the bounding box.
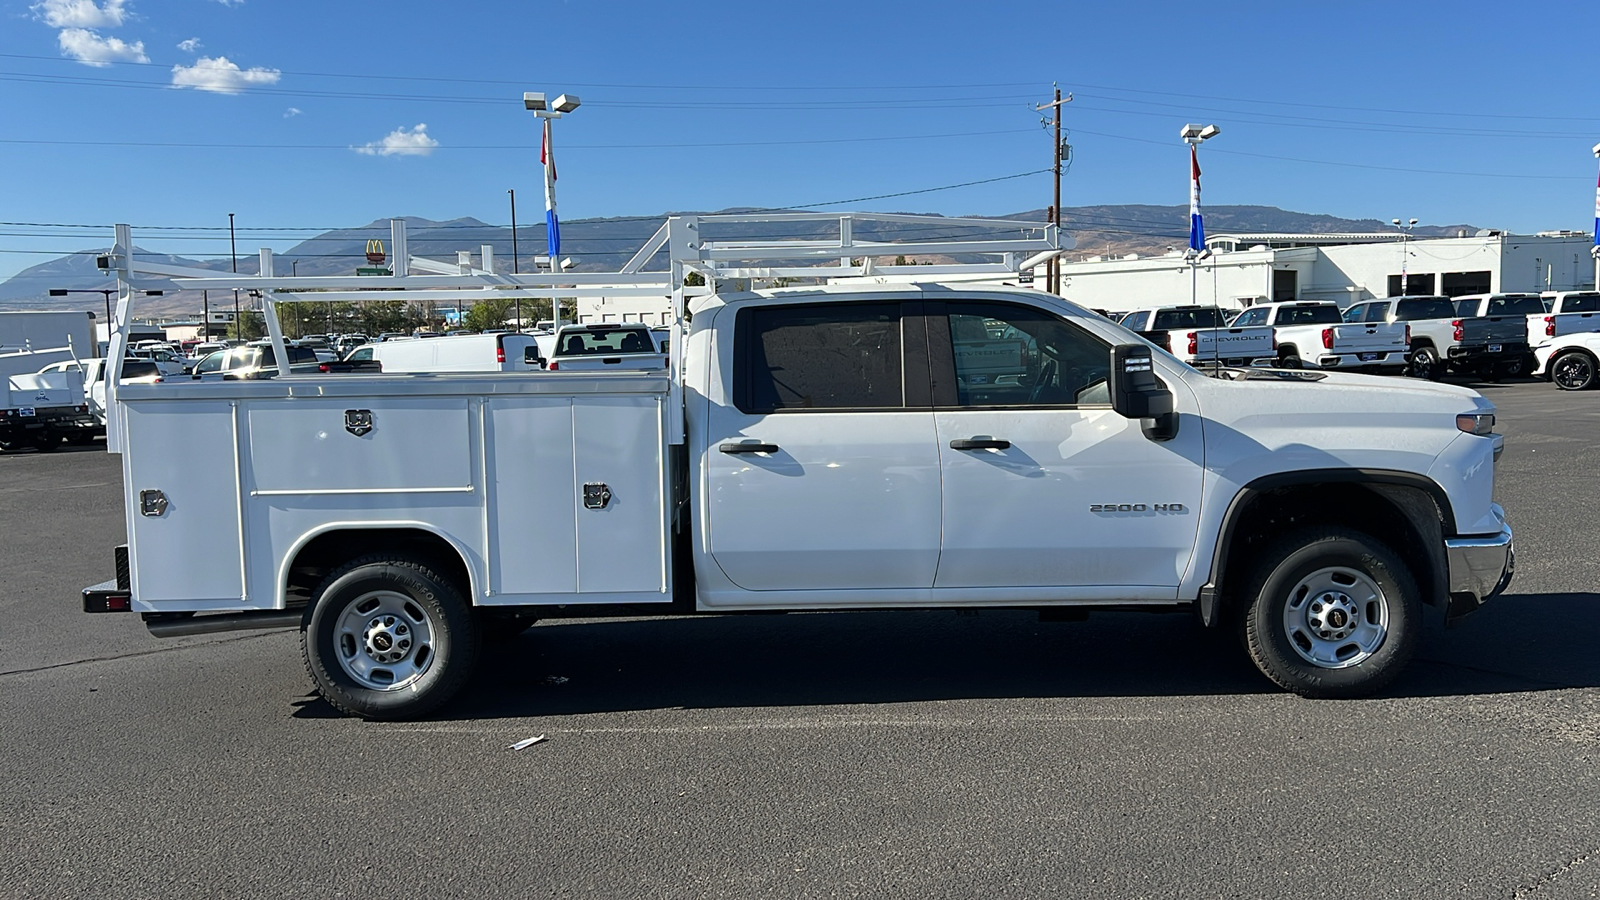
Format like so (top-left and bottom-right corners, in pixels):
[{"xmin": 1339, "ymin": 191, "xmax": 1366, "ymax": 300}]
[{"xmin": 371, "ymin": 332, "xmax": 541, "ymax": 373}]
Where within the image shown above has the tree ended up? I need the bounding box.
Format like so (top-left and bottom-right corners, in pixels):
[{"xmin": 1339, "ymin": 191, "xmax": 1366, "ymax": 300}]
[
  {"xmin": 683, "ymin": 271, "xmax": 705, "ymax": 287},
  {"xmin": 462, "ymin": 297, "xmax": 514, "ymax": 332},
  {"xmin": 227, "ymin": 310, "xmax": 264, "ymax": 341},
  {"xmin": 895, "ymin": 255, "xmax": 907, "ymax": 266}
]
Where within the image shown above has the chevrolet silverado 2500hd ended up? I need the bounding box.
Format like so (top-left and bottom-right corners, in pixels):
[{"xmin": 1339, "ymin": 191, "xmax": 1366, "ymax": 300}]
[{"xmin": 81, "ymin": 215, "xmax": 1515, "ymax": 720}]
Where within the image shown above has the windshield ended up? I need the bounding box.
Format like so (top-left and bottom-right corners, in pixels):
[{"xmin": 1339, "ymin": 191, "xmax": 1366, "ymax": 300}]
[
  {"xmin": 1150, "ymin": 308, "xmax": 1228, "ymax": 330},
  {"xmin": 1393, "ymin": 298, "xmax": 1457, "ymax": 320},
  {"xmin": 1562, "ymin": 293, "xmax": 1600, "ymax": 313}
]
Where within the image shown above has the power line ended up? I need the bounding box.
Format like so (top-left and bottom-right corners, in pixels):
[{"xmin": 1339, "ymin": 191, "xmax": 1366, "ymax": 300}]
[{"xmin": 0, "ymin": 127, "xmax": 1036, "ymax": 153}]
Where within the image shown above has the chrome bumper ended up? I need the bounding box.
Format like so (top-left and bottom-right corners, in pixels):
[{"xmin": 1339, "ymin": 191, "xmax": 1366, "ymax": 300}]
[{"xmin": 1445, "ymin": 503, "xmax": 1514, "ymax": 602}]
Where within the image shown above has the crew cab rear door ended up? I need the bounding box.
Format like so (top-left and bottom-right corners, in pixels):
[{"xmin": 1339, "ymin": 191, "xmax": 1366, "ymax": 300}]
[
  {"xmin": 925, "ymin": 296, "xmax": 1204, "ymax": 594},
  {"xmin": 703, "ymin": 297, "xmax": 942, "ymax": 591}
]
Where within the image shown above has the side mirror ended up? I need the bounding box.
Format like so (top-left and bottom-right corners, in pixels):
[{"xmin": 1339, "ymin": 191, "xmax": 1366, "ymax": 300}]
[{"xmin": 1109, "ymin": 344, "xmax": 1178, "ymax": 441}]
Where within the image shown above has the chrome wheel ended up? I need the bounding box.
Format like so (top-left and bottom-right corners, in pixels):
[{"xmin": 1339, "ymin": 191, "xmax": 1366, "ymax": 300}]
[
  {"xmin": 1280, "ymin": 566, "xmax": 1389, "ymax": 669},
  {"xmin": 1552, "ymin": 352, "xmax": 1595, "ymax": 390},
  {"xmin": 334, "ymin": 590, "xmax": 438, "ymax": 691}
]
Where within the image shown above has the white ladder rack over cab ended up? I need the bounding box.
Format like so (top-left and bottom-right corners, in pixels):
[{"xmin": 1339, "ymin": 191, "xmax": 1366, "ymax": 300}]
[{"xmin": 99, "ymin": 212, "xmax": 1065, "ymax": 450}]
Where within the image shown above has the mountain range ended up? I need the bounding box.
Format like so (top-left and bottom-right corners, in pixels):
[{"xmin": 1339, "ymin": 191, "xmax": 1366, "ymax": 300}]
[{"xmin": 0, "ymin": 206, "xmax": 1480, "ymax": 318}]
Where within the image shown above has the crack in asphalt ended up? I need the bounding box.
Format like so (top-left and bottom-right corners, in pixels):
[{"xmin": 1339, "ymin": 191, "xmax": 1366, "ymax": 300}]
[
  {"xmin": 0, "ymin": 630, "xmax": 290, "ymax": 678},
  {"xmin": 1511, "ymin": 847, "xmax": 1595, "ymax": 899}
]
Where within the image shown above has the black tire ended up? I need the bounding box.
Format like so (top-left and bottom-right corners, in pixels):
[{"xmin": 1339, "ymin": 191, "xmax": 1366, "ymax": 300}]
[
  {"xmin": 1407, "ymin": 345, "xmax": 1442, "ymax": 380},
  {"xmin": 477, "ymin": 608, "xmax": 539, "ymax": 645},
  {"xmin": 67, "ymin": 432, "xmax": 96, "ymax": 446},
  {"xmin": 1277, "ymin": 352, "xmax": 1303, "ymax": 370},
  {"xmin": 301, "ymin": 554, "xmax": 479, "ymax": 720},
  {"xmin": 32, "ymin": 434, "xmax": 62, "ymax": 452},
  {"xmin": 1550, "ymin": 350, "xmax": 1598, "ymax": 391},
  {"xmin": 1240, "ymin": 527, "xmax": 1421, "ymax": 699}
]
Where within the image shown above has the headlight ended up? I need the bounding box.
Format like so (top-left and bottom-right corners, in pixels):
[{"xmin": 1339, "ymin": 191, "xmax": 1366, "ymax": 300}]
[{"xmin": 1456, "ymin": 412, "xmax": 1495, "ymax": 436}]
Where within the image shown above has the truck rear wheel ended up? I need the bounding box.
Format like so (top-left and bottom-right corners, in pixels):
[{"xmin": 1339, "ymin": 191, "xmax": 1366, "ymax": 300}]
[
  {"xmin": 1240, "ymin": 527, "xmax": 1420, "ymax": 699},
  {"xmin": 1407, "ymin": 346, "xmax": 1441, "ymax": 380},
  {"xmin": 301, "ymin": 555, "xmax": 479, "ymax": 720}
]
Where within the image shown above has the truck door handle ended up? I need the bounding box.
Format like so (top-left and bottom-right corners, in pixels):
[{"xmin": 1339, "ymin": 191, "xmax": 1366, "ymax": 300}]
[
  {"xmin": 950, "ymin": 438, "xmax": 1011, "ymax": 450},
  {"xmin": 720, "ymin": 442, "xmax": 779, "ymax": 454}
]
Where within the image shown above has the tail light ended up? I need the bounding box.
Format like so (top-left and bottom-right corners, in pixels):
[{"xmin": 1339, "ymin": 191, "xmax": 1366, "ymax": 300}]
[
  {"xmin": 1186, "ymin": 333, "xmax": 1198, "ymax": 355},
  {"xmin": 1271, "ymin": 333, "xmax": 1278, "ymax": 351},
  {"xmin": 547, "ymin": 361, "xmax": 559, "ymax": 371},
  {"xmin": 1321, "ymin": 327, "xmax": 1334, "ymax": 349},
  {"xmin": 318, "ymin": 363, "xmax": 331, "ymax": 373},
  {"xmin": 496, "ymin": 347, "xmax": 506, "ymax": 363},
  {"xmin": 1545, "ymin": 316, "xmax": 1556, "ymax": 337},
  {"xmin": 1452, "ymin": 319, "xmax": 1464, "ymax": 341},
  {"xmin": 1404, "ymin": 325, "xmax": 1412, "ymax": 345},
  {"xmin": 153, "ymin": 376, "xmax": 164, "ymax": 383}
]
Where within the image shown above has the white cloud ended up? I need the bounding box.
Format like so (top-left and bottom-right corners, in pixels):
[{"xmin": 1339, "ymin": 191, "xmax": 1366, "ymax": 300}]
[
  {"xmin": 170, "ymin": 56, "xmax": 281, "ymax": 94},
  {"xmin": 211, "ymin": 0, "xmax": 244, "ymax": 5},
  {"xmin": 283, "ymin": 107, "xmax": 302, "ymax": 118},
  {"xmin": 33, "ymin": 0, "xmax": 128, "ymax": 28},
  {"xmin": 177, "ymin": 37, "xmax": 200, "ymax": 52},
  {"xmin": 58, "ymin": 27, "xmax": 146, "ymax": 66},
  {"xmin": 353, "ymin": 124, "xmax": 438, "ymax": 157}
]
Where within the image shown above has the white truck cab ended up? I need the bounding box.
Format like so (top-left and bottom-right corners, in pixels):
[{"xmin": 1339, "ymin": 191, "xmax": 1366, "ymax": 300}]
[{"xmin": 81, "ymin": 214, "xmax": 1515, "ymax": 720}]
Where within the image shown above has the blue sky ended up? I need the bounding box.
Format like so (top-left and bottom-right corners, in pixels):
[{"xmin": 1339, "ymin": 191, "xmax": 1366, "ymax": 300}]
[{"xmin": 2, "ymin": 0, "xmax": 1598, "ymax": 280}]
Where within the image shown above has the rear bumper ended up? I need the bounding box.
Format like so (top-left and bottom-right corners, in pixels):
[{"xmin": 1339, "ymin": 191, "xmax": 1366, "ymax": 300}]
[
  {"xmin": 1445, "ymin": 503, "xmax": 1514, "ymax": 604},
  {"xmin": 1449, "ymin": 342, "xmax": 1529, "ymax": 361},
  {"xmin": 1314, "ymin": 350, "xmax": 1408, "ymax": 369}
]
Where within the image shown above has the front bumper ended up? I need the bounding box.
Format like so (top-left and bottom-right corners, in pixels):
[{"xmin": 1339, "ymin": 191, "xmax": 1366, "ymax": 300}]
[{"xmin": 1445, "ymin": 503, "xmax": 1514, "ymax": 604}]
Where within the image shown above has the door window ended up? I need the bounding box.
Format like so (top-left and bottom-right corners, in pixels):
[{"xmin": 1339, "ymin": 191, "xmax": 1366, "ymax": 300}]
[
  {"xmin": 735, "ymin": 302, "xmax": 904, "ymax": 413},
  {"xmin": 935, "ymin": 301, "xmax": 1110, "ymax": 407}
]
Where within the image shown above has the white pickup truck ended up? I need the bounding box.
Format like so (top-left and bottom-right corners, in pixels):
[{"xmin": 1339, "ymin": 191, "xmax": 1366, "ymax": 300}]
[
  {"xmin": 1117, "ymin": 306, "xmax": 1275, "ymax": 367},
  {"xmin": 1231, "ymin": 301, "xmax": 1409, "ymax": 372},
  {"xmin": 545, "ymin": 323, "xmax": 668, "ymax": 371},
  {"xmin": 81, "ymin": 214, "xmax": 1515, "ymax": 720},
  {"xmin": 0, "ymin": 361, "xmax": 96, "ymax": 451},
  {"xmin": 1528, "ymin": 291, "xmax": 1600, "ymax": 349}
]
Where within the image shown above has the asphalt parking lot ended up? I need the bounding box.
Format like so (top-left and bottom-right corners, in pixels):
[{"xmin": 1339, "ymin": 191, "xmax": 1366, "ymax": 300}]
[{"xmin": 1, "ymin": 378, "xmax": 1597, "ymax": 900}]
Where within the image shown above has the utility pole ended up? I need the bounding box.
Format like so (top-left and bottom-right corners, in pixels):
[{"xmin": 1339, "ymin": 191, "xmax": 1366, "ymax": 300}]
[
  {"xmin": 228, "ymin": 212, "xmax": 239, "ymax": 340},
  {"xmin": 509, "ymin": 188, "xmax": 521, "ymax": 330},
  {"xmin": 1035, "ymin": 87, "xmax": 1072, "ymax": 294}
]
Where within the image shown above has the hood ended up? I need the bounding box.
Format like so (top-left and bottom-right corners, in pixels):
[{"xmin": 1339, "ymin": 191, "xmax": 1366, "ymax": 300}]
[{"xmin": 1191, "ymin": 367, "xmax": 1493, "ymax": 415}]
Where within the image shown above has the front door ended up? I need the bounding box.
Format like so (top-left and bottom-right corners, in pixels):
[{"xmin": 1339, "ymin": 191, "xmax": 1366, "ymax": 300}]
[
  {"xmin": 703, "ymin": 299, "xmax": 942, "ymax": 592},
  {"xmin": 927, "ymin": 298, "xmax": 1205, "ymax": 595}
]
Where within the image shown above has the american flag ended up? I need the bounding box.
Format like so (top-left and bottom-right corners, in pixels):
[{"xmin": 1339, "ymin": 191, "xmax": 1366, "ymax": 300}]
[
  {"xmin": 542, "ymin": 118, "xmax": 560, "ymax": 258},
  {"xmin": 1189, "ymin": 145, "xmax": 1205, "ymax": 253}
]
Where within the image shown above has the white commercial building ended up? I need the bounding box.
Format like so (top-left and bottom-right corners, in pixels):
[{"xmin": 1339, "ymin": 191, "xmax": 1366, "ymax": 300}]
[{"xmin": 1045, "ymin": 230, "xmax": 1597, "ymax": 314}]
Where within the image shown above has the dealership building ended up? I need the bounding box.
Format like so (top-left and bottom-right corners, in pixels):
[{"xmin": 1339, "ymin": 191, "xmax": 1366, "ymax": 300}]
[{"xmin": 1044, "ymin": 230, "xmax": 1597, "ymax": 314}]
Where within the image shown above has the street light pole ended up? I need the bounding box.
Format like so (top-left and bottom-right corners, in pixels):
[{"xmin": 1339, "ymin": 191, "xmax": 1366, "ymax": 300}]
[
  {"xmin": 509, "ymin": 188, "xmax": 521, "ymax": 330},
  {"xmin": 228, "ymin": 212, "xmax": 239, "ymax": 339},
  {"xmin": 1392, "ymin": 217, "xmax": 1418, "ymax": 295},
  {"xmin": 526, "ymin": 90, "xmax": 580, "ymax": 332}
]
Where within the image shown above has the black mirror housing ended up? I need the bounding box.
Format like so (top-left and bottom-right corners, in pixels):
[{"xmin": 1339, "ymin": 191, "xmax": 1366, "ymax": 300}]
[{"xmin": 1110, "ymin": 344, "xmax": 1178, "ymax": 441}]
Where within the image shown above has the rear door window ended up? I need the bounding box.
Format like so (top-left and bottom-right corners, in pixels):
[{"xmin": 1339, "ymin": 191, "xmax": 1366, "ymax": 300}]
[
  {"xmin": 1563, "ymin": 293, "xmax": 1600, "ymax": 313},
  {"xmin": 735, "ymin": 302, "xmax": 904, "ymax": 413},
  {"xmin": 1341, "ymin": 304, "xmax": 1367, "ymax": 324}
]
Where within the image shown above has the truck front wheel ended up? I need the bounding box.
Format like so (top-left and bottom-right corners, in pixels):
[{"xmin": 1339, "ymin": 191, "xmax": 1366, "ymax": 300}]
[
  {"xmin": 1240, "ymin": 527, "xmax": 1420, "ymax": 699},
  {"xmin": 301, "ymin": 555, "xmax": 479, "ymax": 720}
]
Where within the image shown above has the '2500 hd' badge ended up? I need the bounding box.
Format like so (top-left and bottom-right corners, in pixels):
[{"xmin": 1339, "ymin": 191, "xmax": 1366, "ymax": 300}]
[{"xmin": 1090, "ymin": 503, "xmax": 1186, "ymax": 513}]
